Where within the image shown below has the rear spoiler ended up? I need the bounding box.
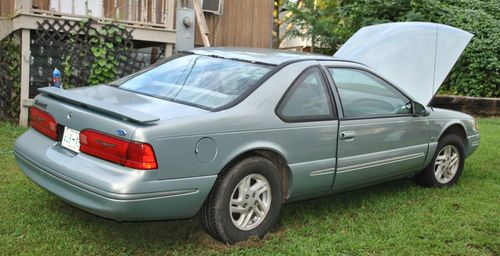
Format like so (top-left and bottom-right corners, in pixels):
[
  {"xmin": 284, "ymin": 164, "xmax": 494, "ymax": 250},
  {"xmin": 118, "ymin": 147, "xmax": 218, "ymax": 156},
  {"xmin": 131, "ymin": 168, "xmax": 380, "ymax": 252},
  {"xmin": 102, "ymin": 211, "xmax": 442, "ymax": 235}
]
[{"xmin": 38, "ymin": 87, "xmax": 159, "ymax": 124}]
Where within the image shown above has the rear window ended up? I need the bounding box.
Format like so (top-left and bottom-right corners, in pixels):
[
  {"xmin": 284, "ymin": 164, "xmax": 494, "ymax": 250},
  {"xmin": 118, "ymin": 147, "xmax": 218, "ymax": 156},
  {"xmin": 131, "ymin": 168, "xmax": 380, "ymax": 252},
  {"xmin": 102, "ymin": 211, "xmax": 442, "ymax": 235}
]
[{"xmin": 114, "ymin": 54, "xmax": 273, "ymax": 110}]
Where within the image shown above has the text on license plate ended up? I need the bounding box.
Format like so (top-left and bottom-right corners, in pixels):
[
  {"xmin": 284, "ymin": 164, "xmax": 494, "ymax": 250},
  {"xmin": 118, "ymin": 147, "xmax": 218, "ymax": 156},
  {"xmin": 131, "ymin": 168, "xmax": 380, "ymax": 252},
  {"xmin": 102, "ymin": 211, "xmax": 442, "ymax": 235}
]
[{"xmin": 61, "ymin": 127, "xmax": 80, "ymax": 152}]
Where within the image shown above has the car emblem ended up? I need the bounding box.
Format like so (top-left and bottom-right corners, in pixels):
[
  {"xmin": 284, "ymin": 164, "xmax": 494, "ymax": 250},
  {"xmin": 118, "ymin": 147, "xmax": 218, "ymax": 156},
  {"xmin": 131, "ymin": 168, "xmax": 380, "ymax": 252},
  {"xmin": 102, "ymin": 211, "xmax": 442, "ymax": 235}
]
[
  {"xmin": 116, "ymin": 129, "xmax": 127, "ymax": 136},
  {"xmin": 33, "ymin": 100, "xmax": 47, "ymax": 109}
]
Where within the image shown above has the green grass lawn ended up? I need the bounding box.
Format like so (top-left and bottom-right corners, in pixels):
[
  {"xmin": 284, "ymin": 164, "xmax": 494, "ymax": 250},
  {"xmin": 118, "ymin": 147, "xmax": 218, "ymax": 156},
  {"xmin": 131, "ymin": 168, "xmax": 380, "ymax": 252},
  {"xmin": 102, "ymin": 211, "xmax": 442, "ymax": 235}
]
[{"xmin": 0, "ymin": 119, "xmax": 498, "ymax": 255}]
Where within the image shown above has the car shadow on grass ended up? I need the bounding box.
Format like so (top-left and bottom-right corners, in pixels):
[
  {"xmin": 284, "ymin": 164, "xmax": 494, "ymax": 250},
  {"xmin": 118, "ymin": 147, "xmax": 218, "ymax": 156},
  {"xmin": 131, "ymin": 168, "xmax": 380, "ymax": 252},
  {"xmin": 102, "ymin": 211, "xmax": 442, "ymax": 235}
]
[{"xmin": 49, "ymin": 177, "xmax": 424, "ymax": 252}]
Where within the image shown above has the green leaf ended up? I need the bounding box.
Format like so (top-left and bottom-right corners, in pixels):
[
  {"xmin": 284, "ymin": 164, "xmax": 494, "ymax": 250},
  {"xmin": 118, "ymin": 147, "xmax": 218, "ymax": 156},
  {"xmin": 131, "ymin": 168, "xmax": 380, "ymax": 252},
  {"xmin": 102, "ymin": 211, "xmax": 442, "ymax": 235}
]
[{"xmin": 97, "ymin": 59, "xmax": 107, "ymax": 67}]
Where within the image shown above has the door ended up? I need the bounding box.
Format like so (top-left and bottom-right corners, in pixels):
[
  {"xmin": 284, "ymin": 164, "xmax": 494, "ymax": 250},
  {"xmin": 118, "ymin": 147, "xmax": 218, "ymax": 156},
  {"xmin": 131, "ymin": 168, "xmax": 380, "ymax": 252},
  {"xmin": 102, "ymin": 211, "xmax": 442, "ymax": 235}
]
[
  {"xmin": 326, "ymin": 67, "xmax": 429, "ymax": 192},
  {"xmin": 275, "ymin": 65, "xmax": 339, "ymax": 199}
]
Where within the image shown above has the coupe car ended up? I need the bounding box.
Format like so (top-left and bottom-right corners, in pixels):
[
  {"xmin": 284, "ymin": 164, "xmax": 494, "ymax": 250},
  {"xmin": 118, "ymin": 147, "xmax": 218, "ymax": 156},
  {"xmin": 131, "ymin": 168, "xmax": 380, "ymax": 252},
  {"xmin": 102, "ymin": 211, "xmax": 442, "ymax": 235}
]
[{"xmin": 15, "ymin": 22, "xmax": 480, "ymax": 243}]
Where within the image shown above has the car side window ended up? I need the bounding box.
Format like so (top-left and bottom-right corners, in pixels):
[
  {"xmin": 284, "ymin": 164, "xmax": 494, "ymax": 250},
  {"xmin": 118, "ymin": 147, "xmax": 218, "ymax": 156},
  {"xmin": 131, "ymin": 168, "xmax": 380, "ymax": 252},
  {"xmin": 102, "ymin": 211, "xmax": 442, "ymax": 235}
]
[
  {"xmin": 277, "ymin": 67, "xmax": 335, "ymax": 122},
  {"xmin": 329, "ymin": 68, "xmax": 412, "ymax": 118}
]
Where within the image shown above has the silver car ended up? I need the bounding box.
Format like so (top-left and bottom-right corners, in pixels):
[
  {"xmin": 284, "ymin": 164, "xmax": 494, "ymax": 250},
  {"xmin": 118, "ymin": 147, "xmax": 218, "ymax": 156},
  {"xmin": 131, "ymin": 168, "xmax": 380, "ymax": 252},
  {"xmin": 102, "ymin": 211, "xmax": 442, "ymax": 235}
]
[{"xmin": 15, "ymin": 22, "xmax": 480, "ymax": 243}]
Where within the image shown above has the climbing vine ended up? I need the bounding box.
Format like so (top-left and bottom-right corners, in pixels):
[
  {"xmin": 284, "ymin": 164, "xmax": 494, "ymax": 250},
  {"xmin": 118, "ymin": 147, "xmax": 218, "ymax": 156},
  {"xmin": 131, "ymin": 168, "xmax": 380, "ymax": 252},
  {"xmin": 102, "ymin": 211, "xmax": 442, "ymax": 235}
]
[
  {"xmin": 0, "ymin": 35, "xmax": 21, "ymax": 121},
  {"xmin": 87, "ymin": 24, "xmax": 128, "ymax": 85},
  {"xmin": 60, "ymin": 19, "xmax": 144, "ymax": 88}
]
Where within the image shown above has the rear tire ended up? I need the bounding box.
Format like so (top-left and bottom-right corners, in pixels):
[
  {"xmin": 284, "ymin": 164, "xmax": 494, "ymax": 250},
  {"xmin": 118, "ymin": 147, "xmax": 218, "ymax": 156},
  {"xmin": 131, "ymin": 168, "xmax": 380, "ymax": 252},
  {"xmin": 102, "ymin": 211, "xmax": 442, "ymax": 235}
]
[
  {"xmin": 415, "ymin": 134, "xmax": 465, "ymax": 187},
  {"xmin": 200, "ymin": 156, "xmax": 283, "ymax": 244}
]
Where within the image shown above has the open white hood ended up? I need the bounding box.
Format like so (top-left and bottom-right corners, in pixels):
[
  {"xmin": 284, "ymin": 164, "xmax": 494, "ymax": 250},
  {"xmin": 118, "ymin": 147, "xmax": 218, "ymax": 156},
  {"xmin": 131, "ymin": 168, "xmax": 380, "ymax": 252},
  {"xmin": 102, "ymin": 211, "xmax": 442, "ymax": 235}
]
[{"xmin": 334, "ymin": 22, "xmax": 473, "ymax": 105}]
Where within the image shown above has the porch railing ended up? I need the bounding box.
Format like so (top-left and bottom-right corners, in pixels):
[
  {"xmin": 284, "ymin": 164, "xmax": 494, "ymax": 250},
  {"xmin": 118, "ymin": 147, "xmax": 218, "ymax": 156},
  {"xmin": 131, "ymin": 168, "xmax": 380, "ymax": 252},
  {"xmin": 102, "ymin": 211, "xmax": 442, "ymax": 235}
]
[{"xmin": 2, "ymin": 0, "xmax": 174, "ymax": 29}]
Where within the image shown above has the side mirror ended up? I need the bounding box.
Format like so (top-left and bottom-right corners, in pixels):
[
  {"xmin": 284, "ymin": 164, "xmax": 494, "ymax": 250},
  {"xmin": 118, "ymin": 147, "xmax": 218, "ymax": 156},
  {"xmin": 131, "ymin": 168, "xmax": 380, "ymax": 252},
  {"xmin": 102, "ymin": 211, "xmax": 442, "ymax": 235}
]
[{"xmin": 412, "ymin": 101, "xmax": 431, "ymax": 116}]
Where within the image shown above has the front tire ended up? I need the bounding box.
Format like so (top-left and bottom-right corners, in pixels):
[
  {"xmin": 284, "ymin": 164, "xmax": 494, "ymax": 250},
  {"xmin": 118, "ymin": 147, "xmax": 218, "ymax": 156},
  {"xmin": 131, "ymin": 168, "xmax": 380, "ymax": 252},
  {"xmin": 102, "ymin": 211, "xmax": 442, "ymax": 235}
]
[
  {"xmin": 200, "ymin": 156, "xmax": 283, "ymax": 244},
  {"xmin": 415, "ymin": 134, "xmax": 466, "ymax": 187}
]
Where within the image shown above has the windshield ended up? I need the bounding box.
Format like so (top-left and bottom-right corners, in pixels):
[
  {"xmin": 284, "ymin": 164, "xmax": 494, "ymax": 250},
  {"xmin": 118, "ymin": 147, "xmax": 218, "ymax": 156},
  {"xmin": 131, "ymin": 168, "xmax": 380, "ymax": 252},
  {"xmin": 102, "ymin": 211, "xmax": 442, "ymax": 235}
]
[{"xmin": 115, "ymin": 54, "xmax": 274, "ymax": 110}]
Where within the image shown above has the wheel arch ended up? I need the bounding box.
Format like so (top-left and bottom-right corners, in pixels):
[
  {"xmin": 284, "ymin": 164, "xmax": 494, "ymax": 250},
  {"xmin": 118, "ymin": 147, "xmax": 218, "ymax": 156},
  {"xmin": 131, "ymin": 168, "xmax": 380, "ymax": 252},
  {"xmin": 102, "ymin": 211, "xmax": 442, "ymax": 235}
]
[
  {"xmin": 217, "ymin": 145, "xmax": 292, "ymax": 202},
  {"xmin": 439, "ymin": 122, "xmax": 468, "ymax": 148}
]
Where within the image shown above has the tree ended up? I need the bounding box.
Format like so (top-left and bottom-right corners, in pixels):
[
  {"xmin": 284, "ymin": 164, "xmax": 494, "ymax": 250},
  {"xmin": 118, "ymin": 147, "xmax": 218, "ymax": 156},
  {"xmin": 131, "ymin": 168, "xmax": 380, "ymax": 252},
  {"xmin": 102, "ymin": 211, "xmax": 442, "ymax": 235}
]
[{"xmin": 282, "ymin": 0, "xmax": 499, "ymax": 97}]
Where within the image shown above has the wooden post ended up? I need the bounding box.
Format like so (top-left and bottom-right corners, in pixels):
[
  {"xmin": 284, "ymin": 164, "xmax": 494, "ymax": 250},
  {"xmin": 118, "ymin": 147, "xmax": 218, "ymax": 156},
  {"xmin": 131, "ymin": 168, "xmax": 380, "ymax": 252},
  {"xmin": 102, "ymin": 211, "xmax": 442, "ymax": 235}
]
[
  {"xmin": 19, "ymin": 29, "xmax": 30, "ymax": 127},
  {"xmin": 165, "ymin": 0, "xmax": 174, "ymax": 56},
  {"xmin": 165, "ymin": 44, "xmax": 173, "ymax": 56},
  {"xmin": 151, "ymin": 0, "xmax": 156, "ymax": 23},
  {"xmin": 15, "ymin": 0, "xmax": 31, "ymax": 14},
  {"xmin": 192, "ymin": 0, "xmax": 210, "ymax": 47},
  {"xmin": 165, "ymin": 0, "xmax": 174, "ymax": 29}
]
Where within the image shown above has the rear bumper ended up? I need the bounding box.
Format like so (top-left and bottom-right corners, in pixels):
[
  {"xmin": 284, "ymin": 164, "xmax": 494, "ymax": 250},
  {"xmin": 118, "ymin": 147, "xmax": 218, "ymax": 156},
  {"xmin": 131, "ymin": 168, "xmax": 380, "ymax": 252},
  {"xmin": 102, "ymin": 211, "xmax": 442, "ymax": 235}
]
[{"xmin": 15, "ymin": 129, "xmax": 216, "ymax": 221}]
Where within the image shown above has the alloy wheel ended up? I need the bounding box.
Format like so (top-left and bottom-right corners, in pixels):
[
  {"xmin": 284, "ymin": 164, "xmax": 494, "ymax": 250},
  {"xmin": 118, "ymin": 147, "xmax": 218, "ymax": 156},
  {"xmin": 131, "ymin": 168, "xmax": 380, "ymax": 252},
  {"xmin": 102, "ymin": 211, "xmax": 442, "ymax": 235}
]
[
  {"xmin": 434, "ymin": 145, "xmax": 460, "ymax": 184},
  {"xmin": 229, "ymin": 173, "xmax": 272, "ymax": 231}
]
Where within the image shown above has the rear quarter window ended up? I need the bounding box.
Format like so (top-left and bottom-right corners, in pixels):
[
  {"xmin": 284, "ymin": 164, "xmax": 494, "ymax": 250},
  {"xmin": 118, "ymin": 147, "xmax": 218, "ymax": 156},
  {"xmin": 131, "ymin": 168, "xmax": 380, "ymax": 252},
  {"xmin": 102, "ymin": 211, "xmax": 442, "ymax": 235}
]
[
  {"xmin": 116, "ymin": 54, "xmax": 273, "ymax": 110},
  {"xmin": 277, "ymin": 67, "xmax": 335, "ymax": 122}
]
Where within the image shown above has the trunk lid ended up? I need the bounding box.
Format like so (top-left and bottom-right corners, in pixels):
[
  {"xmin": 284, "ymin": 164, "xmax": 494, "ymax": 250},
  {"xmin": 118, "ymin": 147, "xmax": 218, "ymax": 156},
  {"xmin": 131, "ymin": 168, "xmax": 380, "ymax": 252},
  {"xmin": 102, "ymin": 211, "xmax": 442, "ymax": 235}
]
[
  {"xmin": 34, "ymin": 85, "xmax": 209, "ymax": 142},
  {"xmin": 38, "ymin": 85, "xmax": 209, "ymax": 124},
  {"xmin": 334, "ymin": 22, "xmax": 473, "ymax": 105}
]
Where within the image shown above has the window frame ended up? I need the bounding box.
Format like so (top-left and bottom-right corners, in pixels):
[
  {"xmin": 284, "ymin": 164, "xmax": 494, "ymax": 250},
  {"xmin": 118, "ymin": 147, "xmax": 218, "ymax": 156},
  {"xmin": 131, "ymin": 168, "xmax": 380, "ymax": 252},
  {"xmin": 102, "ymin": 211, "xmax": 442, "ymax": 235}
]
[
  {"xmin": 325, "ymin": 66, "xmax": 415, "ymax": 120},
  {"xmin": 275, "ymin": 65, "xmax": 338, "ymax": 123}
]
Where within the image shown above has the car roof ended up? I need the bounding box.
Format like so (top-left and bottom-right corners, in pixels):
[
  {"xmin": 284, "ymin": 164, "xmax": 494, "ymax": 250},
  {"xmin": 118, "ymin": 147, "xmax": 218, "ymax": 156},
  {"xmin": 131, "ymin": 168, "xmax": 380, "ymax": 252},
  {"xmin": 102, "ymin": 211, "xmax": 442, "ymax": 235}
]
[{"xmin": 186, "ymin": 47, "xmax": 338, "ymax": 66}]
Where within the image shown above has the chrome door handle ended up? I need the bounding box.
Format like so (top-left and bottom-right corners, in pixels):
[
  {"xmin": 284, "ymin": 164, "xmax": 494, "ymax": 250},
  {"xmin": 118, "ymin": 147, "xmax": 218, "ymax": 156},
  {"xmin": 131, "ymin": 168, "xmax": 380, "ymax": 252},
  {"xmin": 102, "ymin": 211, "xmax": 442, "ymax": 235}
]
[{"xmin": 340, "ymin": 131, "xmax": 356, "ymax": 140}]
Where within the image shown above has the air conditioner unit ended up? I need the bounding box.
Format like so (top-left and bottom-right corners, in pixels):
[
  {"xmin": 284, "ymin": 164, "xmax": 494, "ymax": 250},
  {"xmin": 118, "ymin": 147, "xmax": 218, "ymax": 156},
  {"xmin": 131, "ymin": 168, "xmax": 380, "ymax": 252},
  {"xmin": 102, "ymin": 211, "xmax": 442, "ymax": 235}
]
[{"xmin": 200, "ymin": 0, "xmax": 223, "ymax": 15}]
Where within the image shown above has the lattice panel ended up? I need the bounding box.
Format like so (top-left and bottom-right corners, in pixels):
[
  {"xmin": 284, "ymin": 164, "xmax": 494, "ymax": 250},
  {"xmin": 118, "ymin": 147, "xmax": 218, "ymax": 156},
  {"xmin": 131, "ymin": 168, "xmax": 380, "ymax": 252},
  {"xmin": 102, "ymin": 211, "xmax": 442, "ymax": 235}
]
[{"xmin": 30, "ymin": 18, "xmax": 148, "ymax": 96}]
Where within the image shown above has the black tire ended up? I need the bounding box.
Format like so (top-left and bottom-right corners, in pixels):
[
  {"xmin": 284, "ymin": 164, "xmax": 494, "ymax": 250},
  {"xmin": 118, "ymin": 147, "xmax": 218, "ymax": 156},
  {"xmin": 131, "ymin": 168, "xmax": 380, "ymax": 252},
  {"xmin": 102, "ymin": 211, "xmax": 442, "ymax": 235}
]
[
  {"xmin": 415, "ymin": 133, "xmax": 466, "ymax": 187},
  {"xmin": 200, "ymin": 156, "xmax": 283, "ymax": 244}
]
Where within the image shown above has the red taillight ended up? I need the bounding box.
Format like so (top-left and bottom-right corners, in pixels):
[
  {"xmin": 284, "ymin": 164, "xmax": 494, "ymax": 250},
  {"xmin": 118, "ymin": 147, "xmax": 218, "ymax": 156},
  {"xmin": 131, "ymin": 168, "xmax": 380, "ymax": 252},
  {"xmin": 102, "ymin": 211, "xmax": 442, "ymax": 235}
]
[
  {"xmin": 30, "ymin": 107, "xmax": 58, "ymax": 140},
  {"xmin": 79, "ymin": 130, "xmax": 157, "ymax": 170},
  {"xmin": 80, "ymin": 130, "xmax": 129, "ymax": 165},
  {"xmin": 125, "ymin": 142, "xmax": 158, "ymax": 169}
]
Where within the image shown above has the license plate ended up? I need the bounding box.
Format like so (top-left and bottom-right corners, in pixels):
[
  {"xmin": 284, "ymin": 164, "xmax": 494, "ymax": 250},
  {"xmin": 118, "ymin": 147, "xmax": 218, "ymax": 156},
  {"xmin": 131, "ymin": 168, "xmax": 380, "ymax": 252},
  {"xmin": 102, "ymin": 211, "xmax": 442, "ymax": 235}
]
[{"xmin": 61, "ymin": 127, "xmax": 80, "ymax": 153}]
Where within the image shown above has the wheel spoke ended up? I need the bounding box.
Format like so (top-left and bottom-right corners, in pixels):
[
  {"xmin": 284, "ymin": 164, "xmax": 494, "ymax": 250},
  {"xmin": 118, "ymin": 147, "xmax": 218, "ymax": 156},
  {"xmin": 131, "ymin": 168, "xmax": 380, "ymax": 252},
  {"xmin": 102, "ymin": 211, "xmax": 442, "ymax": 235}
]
[
  {"xmin": 451, "ymin": 167, "xmax": 457, "ymax": 176},
  {"xmin": 231, "ymin": 205, "xmax": 246, "ymax": 214},
  {"xmin": 450, "ymin": 153, "xmax": 458, "ymax": 161},
  {"xmin": 240, "ymin": 211, "xmax": 254, "ymax": 227},
  {"xmin": 231, "ymin": 197, "xmax": 243, "ymax": 205},
  {"xmin": 253, "ymin": 206, "xmax": 264, "ymax": 218},
  {"xmin": 252, "ymin": 181, "xmax": 268, "ymax": 196},
  {"xmin": 255, "ymin": 197, "xmax": 267, "ymax": 210},
  {"xmin": 443, "ymin": 169, "xmax": 451, "ymax": 179},
  {"xmin": 238, "ymin": 177, "xmax": 248, "ymax": 194},
  {"xmin": 435, "ymin": 166, "xmax": 444, "ymax": 180},
  {"xmin": 436, "ymin": 154, "xmax": 447, "ymax": 162},
  {"xmin": 250, "ymin": 180, "xmax": 264, "ymax": 192},
  {"xmin": 237, "ymin": 212, "xmax": 248, "ymax": 226},
  {"xmin": 245, "ymin": 176, "xmax": 252, "ymax": 191},
  {"xmin": 445, "ymin": 146, "xmax": 451, "ymax": 157},
  {"xmin": 435, "ymin": 160, "xmax": 445, "ymax": 168},
  {"xmin": 449, "ymin": 153, "xmax": 459, "ymax": 167}
]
